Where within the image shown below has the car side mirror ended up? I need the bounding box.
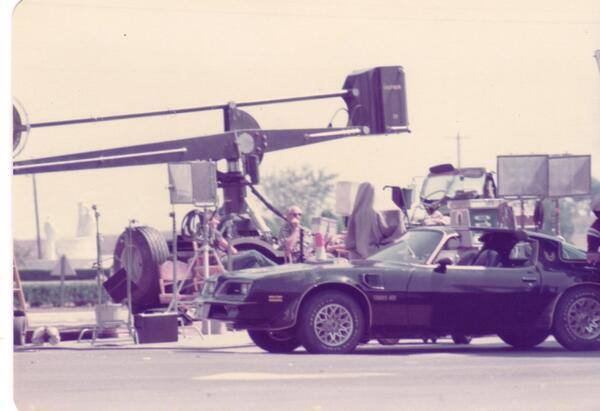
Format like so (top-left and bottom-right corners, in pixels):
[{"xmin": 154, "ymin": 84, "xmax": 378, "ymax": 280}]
[{"xmin": 434, "ymin": 257, "xmax": 453, "ymax": 273}]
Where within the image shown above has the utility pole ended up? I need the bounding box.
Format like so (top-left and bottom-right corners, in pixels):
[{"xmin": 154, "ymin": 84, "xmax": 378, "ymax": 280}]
[
  {"xmin": 447, "ymin": 132, "xmax": 468, "ymax": 168},
  {"xmin": 32, "ymin": 174, "xmax": 42, "ymax": 259},
  {"xmin": 456, "ymin": 133, "xmax": 462, "ymax": 168}
]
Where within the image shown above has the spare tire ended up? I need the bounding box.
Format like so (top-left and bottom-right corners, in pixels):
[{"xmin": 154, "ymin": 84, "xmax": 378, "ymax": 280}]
[{"xmin": 112, "ymin": 226, "xmax": 169, "ymax": 311}]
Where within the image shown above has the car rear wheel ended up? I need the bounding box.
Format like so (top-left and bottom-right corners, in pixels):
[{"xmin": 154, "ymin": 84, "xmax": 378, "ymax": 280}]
[
  {"xmin": 553, "ymin": 286, "xmax": 600, "ymax": 351},
  {"xmin": 451, "ymin": 334, "xmax": 472, "ymax": 345},
  {"xmin": 247, "ymin": 329, "xmax": 301, "ymax": 353},
  {"xmin": 498, "ymin": 329, "xmax": 549, "ymax": 349},
  {"xmin": 298, "ymin": 291, "xmax": 365, "ymax": 354}
]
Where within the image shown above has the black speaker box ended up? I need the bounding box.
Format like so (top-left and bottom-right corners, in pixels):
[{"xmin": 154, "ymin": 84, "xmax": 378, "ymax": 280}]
[{"xmin": 134, "ymin": 312, "xmax": 179, "ymax": 344}]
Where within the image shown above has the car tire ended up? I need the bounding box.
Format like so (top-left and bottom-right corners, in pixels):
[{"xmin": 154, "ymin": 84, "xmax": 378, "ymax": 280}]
[
  {"xmin": 247, "ymin": 329, "xmax": 301, "ymax": 353},
  {"xmin": 498, "ymin": 329, "xmax": 549, "ymax": 349},
  {"xmin": 451, "ymin": 334, "xmax": 472, "ymax": 345},
  {"xmin": 298, "ymin": 291, "xmax": 365, "ymax": 354},
  {"xmin": 553, "ymin": 286, "xmax": 600, "ymax": 351}
]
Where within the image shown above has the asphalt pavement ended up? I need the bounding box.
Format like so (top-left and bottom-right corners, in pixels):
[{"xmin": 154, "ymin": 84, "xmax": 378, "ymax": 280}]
[{"xmin": 13, "ymin": 332, "xmax": 600, "ymax": 411}]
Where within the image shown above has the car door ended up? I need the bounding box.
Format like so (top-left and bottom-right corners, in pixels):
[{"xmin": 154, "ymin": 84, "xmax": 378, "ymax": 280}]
[
  {"xmin": 406, "ymin": 263, "xmax": 493, "ymax": 332},
  {"xmin": 475, "ymin": 241, "xmax": 545, "ymax": 330},
  {"xmin": 359, "ymin": 262, "xmax": 413, "ymax": 331},
  {"xmin": 407, "ymin": 243, "xmax": 543, "ymax": 334}
]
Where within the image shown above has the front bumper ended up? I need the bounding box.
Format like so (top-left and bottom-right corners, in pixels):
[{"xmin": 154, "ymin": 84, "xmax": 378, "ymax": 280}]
[{"xmin": 198, "ymin": 293, "xmax": 299, "ymax": 330}]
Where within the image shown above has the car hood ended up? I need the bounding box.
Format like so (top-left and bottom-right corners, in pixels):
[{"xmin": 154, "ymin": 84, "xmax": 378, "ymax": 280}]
[{"xmin": 218, "ymin": 258, "xmax": 396, "ymax": 281}]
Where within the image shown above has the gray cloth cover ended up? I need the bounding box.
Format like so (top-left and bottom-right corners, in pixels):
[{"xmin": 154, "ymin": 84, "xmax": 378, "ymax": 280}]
[{"xmin": 346, "ymin": 182, "xmax": 394, "ymax": 259}]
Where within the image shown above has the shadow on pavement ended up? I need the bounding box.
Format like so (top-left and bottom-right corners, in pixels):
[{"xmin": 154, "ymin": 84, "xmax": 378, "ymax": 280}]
[
  {"xmin": 14, "ymin": 340, "xmax": 600, "ymax": 359},
  {"xmin": 352, "ymin": 342, "xmax": 600, "ymax": 358},
  {"xmin": 14, "ymin": 344, "xmax": 255, "ymax": 353}
]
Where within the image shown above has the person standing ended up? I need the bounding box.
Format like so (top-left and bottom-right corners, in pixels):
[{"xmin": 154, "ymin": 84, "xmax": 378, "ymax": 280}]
[{"xmin": 587, "ymin": 197, "xmax": 600, "ymax": 265}]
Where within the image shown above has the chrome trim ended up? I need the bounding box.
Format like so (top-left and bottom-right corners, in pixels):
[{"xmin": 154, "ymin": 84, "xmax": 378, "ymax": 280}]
[
  {"xmin": 305, "ymin": 127, "xmax": 363, "ymax": 139},
  {"xmin": 386, "ymin": 125, "xmax": 410, "ymax": 132}
]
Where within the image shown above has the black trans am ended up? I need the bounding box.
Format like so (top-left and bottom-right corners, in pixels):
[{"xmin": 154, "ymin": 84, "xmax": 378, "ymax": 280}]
[{"xmin": 198, "ymin": 227, "xmax": 600, "ymax": 354}]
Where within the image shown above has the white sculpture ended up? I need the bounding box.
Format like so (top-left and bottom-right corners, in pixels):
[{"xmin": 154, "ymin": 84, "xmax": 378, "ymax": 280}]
[
  {"xmin": 42, "ymin": 218, "xmax": 57, "ymax": 260},
  {"xmin": 76, "ymin": 202, "xmax": 94, "ymax": 237}
]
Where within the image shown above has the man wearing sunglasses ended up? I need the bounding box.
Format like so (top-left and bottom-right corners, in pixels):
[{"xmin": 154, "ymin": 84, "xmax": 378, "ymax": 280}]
[{"xmin": 278, "ymin": 205, "xmax": 311, "ymax": 263}]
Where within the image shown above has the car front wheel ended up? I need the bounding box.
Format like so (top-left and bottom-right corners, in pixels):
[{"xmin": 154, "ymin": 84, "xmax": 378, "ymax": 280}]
[
  {"xmin": 248, "ymin": 329, "xmax": 301, "ymax": 353},
  {"xmin": 298, "ymin": 291, "xmax": 365, "ymax": 354},
  {"xmin": 498, "ymin": 329, "xmax": 549, "ymax": 349},
  {"xmin": 553, "ymin": 286, "xmax": 600, "ymax": 351}
]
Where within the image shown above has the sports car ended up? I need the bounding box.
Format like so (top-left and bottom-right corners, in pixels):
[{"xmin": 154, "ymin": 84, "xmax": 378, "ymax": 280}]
[{"xmin": 198, "ymin": 227, "xmax": 600, "ymax": 353}]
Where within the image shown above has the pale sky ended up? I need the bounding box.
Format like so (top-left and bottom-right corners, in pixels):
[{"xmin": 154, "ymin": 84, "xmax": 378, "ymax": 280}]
[{"xmin": 11, "ymin": 0, "xmax": 600, "ymax": 239}]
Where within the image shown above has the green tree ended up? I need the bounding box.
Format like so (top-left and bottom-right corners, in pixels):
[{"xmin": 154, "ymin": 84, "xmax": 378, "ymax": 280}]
[{"xmin": 260, "ymin": 166, "xmax": 337, "ymax": 228}]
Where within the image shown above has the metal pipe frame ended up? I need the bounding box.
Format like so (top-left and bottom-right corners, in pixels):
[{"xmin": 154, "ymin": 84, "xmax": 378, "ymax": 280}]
[{"xmin": 29, "ymin": 90, "xmax": 348, "ymax": 129}]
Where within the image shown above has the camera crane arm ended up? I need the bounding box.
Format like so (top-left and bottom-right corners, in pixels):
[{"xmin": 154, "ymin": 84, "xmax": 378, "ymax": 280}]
[
  {"xmin": 13, "ymin": 66, "xmax": 409, "ymax": 219},
  {"xmin": 12, "ymin": 127, "xmax": 365, "ymax": 176}
]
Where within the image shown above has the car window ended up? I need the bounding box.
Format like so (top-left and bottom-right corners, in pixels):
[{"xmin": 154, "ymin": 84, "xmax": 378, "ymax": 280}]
[
  {"xmin": 539, "ymin": 239, "xmax": 559, "ymax": 269},
  {"xmin": 371, "ymin": 230, "xmax": 443, "ymax": 264},
  {"xmin": 509, "ymin": 241, "xmax": 533, "ymax": 260},
  {"xmin": 561, "ymin": 243, "xmax": 587, "ymax": 261},
  {"xmin": 421, "ymin": 175, "xmax": 454, "ymax": 201},
  {"xmin": 446, "ymin": 174, "xmax": 486, "ymax": 198},
  {"xmin": 506, "ymin": 240, "xmax": 536, "ymax": 267}
]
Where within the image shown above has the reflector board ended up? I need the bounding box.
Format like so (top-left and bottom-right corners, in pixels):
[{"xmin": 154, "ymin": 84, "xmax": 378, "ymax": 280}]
[
  {"xmin": 549, "ymin": 155, "xmax": 591, "ymax": 197},
  {"xmin": 497, "ymin": 155, "xmax": 549, "ymax": 197},
  {"xmin": 168, "ymin": 161, "xmax": 218, "ymax": 205}
]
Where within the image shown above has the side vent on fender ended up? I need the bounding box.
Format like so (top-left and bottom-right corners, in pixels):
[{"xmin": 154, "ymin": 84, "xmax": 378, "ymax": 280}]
[{"xmin": 361, "ymin": 273, "xmax": 385, "ymax": 290}]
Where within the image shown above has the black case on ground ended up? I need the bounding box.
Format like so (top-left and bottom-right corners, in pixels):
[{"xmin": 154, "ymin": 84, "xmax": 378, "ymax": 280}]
[{"xmin": 134, "ymin": 312, "xmax": 179, "ymax": 344}]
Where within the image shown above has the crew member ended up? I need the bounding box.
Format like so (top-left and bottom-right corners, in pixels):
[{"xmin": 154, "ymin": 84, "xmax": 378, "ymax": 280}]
[
  {"xmin": 278, "ymin": 205, "xmax": 311, "ymax": 263},
  {"xmin": 345, "ymin": 182, "xmax": 405, "ymax": 259},
  {"xmin": 423, "ymin": 206, "xmax": 450, "ymax": 226},
  {"xmin": 587, "ymin": 197, "xmax": 600, "ymax": 265}
]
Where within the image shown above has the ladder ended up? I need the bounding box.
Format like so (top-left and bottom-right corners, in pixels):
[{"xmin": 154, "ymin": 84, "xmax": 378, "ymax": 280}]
[{"xmin": 13, "ymin": 257, "xmax": 26, "ymax": 311}]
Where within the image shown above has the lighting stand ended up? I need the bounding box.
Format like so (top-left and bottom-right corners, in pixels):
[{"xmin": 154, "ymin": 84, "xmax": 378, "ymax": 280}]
[
  {"xmin": 224, "ymin": 219, "xmax": 234, "ymax": 272},
  {"xmin": 126, "ymin": 220, "xmax": 138, "ymax": 343},
  {"xmin": 92, "ymin": 205, "xmax": 103, "ymax": 305},
  {"xmin": 170, "ymin": 208, "xmax": 178, "ymax": 312},
  {"xmin": 166, "ymin": 207, "xmax": 225, "ymax": 313}
]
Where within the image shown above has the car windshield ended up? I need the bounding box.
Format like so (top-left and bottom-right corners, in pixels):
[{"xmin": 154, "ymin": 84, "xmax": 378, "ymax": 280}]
[
  {"xmin": 371, "ymin": 230, "xmax": 443, "ymax": 264},
  {"xmin": 447, "ymin": 174, "xmax": 486, "ymax": 198},
  {"xmin": 561, "ymin": 243, "xmax": 587, "ymax": 261},
  {"xmin": 421, "ymin": 174, "xmax": 454, "ymax": 201},
  {"xmin": 421, "ymin": 174, "xmax": 486, "ymax": 201}
]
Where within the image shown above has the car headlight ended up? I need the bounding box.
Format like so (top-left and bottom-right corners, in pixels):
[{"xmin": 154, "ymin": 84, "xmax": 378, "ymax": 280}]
[{"xmin": 217, "ymin": 281, "xmax": 253, "ymax": 296}]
